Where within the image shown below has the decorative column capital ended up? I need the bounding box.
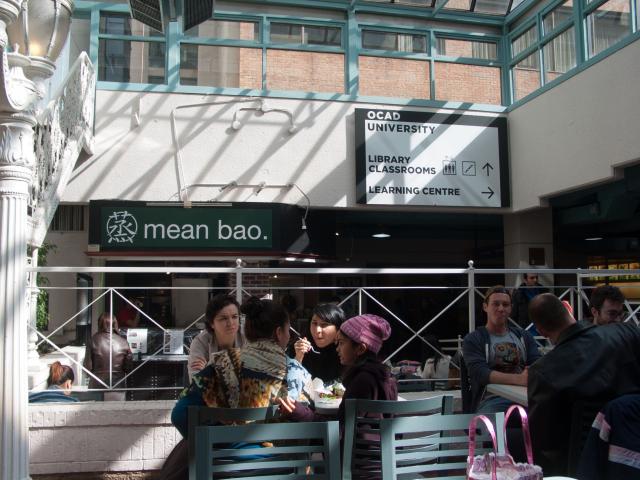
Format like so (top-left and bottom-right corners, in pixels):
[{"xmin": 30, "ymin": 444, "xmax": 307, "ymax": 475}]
[{"xmin": 0, "ymin": 112, "xmax": 36, "ymax": 161}]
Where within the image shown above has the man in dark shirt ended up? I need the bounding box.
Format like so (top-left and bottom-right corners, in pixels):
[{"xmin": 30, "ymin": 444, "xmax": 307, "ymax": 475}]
[{"xmin": 527, "ymin": 293, "xmax": 640, "ymax": 476}]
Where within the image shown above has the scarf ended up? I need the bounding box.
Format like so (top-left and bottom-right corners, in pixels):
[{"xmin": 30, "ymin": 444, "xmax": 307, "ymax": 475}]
[{"xmin": 194, "ymin": 339, "xmax": 288, "ymax": 409}]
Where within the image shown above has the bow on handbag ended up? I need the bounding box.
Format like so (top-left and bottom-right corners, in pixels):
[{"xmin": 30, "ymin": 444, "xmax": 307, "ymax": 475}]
[{"xmin": 467, "ymin": 405, "xmax": 544, "ymax": 480}]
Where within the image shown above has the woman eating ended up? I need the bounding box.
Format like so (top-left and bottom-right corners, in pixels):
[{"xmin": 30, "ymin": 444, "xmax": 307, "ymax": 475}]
[
  {"xmin": 292, "ymin": 303, "xmax": 345, "ymax": 383},
  {"xmin": 278, "ymin": 313, "xmax": 397, "ymax": 425}
]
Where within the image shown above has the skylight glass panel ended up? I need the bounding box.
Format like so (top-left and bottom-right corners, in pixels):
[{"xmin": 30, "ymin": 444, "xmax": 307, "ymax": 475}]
[
  {"xmin": 442, "ymin": 0, "xmax": 473, "ymax": 11},
  {"xmin": 474, "ymin": 0, "xmax": 510, "ymax": 15}
]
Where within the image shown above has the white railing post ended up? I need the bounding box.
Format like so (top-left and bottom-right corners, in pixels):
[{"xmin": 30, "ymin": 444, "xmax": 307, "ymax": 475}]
[
  {"xmin": 109, "ymin": 288, "xmax": 113, "ymax": 389},
  {"xmin": 235, "ymin": 258, "xmax": 243, "ymax": 305},
  {"xmin": 576, "ymin": 268, "xmax": 583, "ymax": 320},
  {"xmin": 358, "ymin": 288, "xmax": 363, "ymax": 315},
  {"xmin": 467, "ymin": 260, "xmax": 476, "ymax": 333}
]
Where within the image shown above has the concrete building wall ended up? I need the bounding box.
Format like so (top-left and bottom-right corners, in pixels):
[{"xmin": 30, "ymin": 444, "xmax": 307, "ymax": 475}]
[
  {"xmin": 61, "ymin": 91, "xmax": 506, "ymax": 211},
  {"xmin": 509, "ymin": 37, "xmax": 640, "ymax": 211}
]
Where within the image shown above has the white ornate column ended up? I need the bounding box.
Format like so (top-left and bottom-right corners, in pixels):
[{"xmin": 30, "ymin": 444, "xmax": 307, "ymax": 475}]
[
  {"xmin": 0, "ymin": 0, "xmax": 42, "ymax": 478},
  {"xmin": 0, "ymin": 114, "xmax": 35, "ymax": 480}
]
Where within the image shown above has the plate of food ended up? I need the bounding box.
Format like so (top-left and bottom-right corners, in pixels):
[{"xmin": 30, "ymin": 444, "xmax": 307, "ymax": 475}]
[{"xmin": 313, "ymin": 381, "xmax": 345, "ymax": 413}]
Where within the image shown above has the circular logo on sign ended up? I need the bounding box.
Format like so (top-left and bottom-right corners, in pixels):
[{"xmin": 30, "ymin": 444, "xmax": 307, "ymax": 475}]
[{"xmin": 106, "ymin": 210, "xmax": 138, "ymax": 244}]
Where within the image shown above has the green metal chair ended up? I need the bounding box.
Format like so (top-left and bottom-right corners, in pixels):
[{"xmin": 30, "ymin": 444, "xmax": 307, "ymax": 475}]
[
  {"xmin": 380, "ymin": 411, "xmax": 506, "ymax": 480},
  {"xmin": 342, "ymin": 395, "xmax": 455, "ymax": 480},
  {"xmin": 188, "ymin": 405, "xmax": 279, "ymax": 480},
  {"xmin": 194, "ymin": 420, "xmax": 341, "ymax": 479}
]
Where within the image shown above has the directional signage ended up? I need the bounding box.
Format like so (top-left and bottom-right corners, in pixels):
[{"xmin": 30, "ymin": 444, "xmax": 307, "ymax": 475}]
[{"xmin": 355, "ymin": 109, "xmax": 509, "ymax": 208}]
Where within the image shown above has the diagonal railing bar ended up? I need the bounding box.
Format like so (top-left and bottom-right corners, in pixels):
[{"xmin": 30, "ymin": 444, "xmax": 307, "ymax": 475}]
[
  {"xmin": 36, "ymin": 288, "xmax": 111, "ymax": 347},
  {"xmin": 337, "ymin": 288, "xmax": 359, "ymax": 307},
  {"xmin": 362, "ymin": 289, "xmax": 419, "ymax": 335},
  {"xmin": 29, "ymin": 324, "xmax": 109, "ymax": 389},
  {"xmin": 112, "ymin": 289, "xmax": 169, "ymax": 333},
  {"xmin": 363, "ymin": 288, "xmax": 465, "ymax": 360},
  {"xmin": 623, "ymin": 301, "xmax": 640, "ymax": 324},
  {"xmin": 383, "ymin": 289, "xmax": 469, "ymax": 367},
  {"xmin": 579, "ymin": 288, "xmax": 591, "ymax": 305},
  {"xmin": 115, "ymin": 290, "xmax": 203, "ymax": 349}
]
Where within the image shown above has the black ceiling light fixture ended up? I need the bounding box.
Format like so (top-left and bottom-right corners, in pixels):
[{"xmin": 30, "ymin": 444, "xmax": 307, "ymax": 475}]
[
  {"xmin": 128, "ymin": 0, "xmax": 214, "ymax": 33},
  {"xmin": 128, "ymin": 0, "xmax": 166, "ymax": 32},
  {"xmin": 183, "ymin": 0, "xmax": 215, "ymax": 32}
]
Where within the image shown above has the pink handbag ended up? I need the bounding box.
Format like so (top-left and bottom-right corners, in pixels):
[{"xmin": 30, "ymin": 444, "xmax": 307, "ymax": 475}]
[{"xmin": 467, "ymin": 405, "xmax": 543, "ymax": 480}]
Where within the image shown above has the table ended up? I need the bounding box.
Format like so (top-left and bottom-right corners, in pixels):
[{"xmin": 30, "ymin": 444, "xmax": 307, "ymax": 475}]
[
  {"xmin": 398, "ymin": 390, "xmax": 461, "ymax": 402},
  {"xmin": 486, "ymin": 384, "xmax": 528, "ymax": 406}
]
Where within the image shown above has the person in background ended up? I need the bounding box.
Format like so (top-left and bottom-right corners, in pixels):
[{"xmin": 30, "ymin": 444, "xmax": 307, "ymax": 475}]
[
  {"xmin": 293, "ymin": 303, "xmax": 345, "ymax": 383},
  {"xmin": 29, "ymin": 361, "xmax": 79, "ymax": 403},
  {"xmin": 588, "ymin": 285, "xmax": 626, "ymax": 325},
  {"xmin": 84, "ymin": 312, "xmax": 133, "ymax": 401},
  {"xmin": 278, "ymin": 314, "xmax": 397, "ymax": 429},
  {"xmin": 511, "ymin": 272, "xmax": 548, "ymax": 329},
  {"xmin": 116, "ymin": 294, "xmax": 141, "ymax": 329},
  {"xmin": 527, "ymin": 293, "xmax": 640, "ymax": 475},
  {"xmin": 463, "ymin": 285, "xmax": 541, "ymax": 413},
  {"xmin": 187, "ymin": 294, "xmax": 245, "ymax": 379}
]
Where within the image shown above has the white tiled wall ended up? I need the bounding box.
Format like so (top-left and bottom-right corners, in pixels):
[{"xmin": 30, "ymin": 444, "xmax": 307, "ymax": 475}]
[{"xmin": 29, "ymin": 400, "xmax": 180, "ymax": 474}]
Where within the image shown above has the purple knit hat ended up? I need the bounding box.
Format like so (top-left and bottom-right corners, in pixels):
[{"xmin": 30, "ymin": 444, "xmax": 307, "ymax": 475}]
[{"xmin": 340, "ymin": 314, "xmax": 391, "ymax": 354}]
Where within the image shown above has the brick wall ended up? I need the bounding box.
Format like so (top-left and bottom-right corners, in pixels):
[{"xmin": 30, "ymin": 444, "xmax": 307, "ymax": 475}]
[
  {"xmin": 439, "ymin": 38, "xmax": 475, "ymax": 57},
  {"xmin": 513, "ymin": 67, "xmax": 541, "ymax": 101},
  {"xmin": 434, "ymin": 62, "xmax": 501, "ymax": 104},
  {"xmin": 227, "ymin": 268, "xmax": 273, "ymax": 300},
  {"xmin": 359, "ymin": 56, "xmax": 430, "ymax": 99},
  {"xmin": 266, "ymin": 50, "xmax": 345, "ymax": 93},
  {"xmin": 29, "ymin": 401, "xmax": 179, "ymax": 475},
  {"xmin": 238, "ymin": 47, "xmax": 263, "ymax": 89}
]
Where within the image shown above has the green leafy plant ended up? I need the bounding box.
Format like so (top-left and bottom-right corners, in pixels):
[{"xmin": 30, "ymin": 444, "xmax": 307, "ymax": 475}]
[{"xmin": 29, "ymin": 243, "xmax": 56, "ymax": 332}]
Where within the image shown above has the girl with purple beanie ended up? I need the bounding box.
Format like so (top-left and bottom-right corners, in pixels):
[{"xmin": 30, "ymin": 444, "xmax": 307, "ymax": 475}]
[{"xmin": 278, "ymin": 313, "xmax": 398, "ymax": 425}]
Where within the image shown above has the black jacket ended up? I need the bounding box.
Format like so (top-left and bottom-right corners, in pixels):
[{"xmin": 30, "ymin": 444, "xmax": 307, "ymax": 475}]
[
  {"xmin": 528, "ymin": 322, "xmax": 640, "ymax": 476},
  {"xmin": 511, "ymin": 283, "xmax": 548, "ymax": 328}
]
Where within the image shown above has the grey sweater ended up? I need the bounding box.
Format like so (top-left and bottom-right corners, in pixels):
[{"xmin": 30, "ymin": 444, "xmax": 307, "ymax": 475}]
[{"xmin": 462, "ymin": 325, "xmax": 541, "ymax": 412}]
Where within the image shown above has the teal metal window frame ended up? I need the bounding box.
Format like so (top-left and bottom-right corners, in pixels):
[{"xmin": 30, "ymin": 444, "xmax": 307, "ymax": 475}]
[
  {"xmin": 177, "ymin": 15, "xmax": 262, "ymax": 89},
  {"xmin": 94, "ymin": 4, "xmax": 168, "ymax": 87},
  {"xmin": 359, "ymin": 26, "xmax": 430, "ymax": 55},
  {"xmin": 506, "ymin": 0, "xmax": 639, "ymax": 107},
  {"xmin": 76, "ymin": 0, "xmax": 637, "ymax": 111}
]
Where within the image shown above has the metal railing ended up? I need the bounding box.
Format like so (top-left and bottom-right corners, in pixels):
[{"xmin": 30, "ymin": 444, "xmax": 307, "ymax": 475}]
[{"xmin": 28, "ymin": 261, "xmax": 640, "ymax": 397}]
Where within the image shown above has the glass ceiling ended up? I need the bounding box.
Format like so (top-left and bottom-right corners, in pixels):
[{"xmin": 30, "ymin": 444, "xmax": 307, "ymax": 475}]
[{"xmin": 361, "ymin": 0, "xmax": 529, "ymax": 17}]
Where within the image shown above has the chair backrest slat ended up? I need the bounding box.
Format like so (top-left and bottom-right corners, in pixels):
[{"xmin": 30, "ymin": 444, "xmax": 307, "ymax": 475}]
[
  {"xmin": 380, "ymin": 412, "xmax": 505, "ymax": 480},
  {"xmin": 342, "ymin": 395, "xmax": 454, "ymax": 480},
  {"xmin": 187, "ymin": 405, "xmax": 279, "ymax": 480},
  {"xmin": 211, "ymin": 444, "xmax": 326, "ymax": 458},
  {"xmin": 195, "ymin": 421, "xmax": 340, "ymax": 479}
]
